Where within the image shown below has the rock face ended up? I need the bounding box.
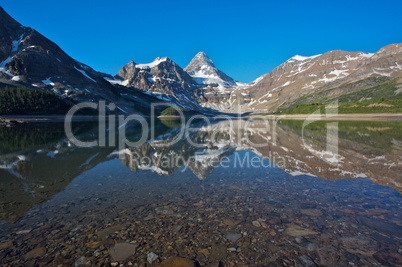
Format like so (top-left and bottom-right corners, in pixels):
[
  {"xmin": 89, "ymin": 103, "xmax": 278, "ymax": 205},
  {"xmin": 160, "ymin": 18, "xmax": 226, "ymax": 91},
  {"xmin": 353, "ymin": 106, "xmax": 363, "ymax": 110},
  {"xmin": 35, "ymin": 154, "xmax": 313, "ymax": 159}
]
[
  {"xmin": 237, "ymin": 45, "xmax": 402, "ymax": 113},
  {"xmin": 115, "ymin": 57, "xmax": 206, "ymax": 111},
  {"xmin": 197, "ymin": 45, "xmax": 402, "ymax": 113},
  {"xmin": 184, "ymin": 51, "xmax": 236, "ymax": 88},
  {"xmin": 113, "ymin": 52, "xmax": 240, "ymax": 113}
]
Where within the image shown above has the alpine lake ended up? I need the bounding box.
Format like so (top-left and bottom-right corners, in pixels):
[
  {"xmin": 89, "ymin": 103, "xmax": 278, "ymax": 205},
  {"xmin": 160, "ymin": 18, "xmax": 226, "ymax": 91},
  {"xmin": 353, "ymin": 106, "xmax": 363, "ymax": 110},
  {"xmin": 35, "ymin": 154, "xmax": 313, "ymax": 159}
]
[{"xmin": 0, "ymin": 117, "xmax": 401, "ymax": 266}]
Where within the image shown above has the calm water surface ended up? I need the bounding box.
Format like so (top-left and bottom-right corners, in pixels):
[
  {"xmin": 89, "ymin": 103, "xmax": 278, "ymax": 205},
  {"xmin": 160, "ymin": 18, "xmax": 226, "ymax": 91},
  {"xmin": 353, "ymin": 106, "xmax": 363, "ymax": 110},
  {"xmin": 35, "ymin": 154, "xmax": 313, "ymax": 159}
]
[{"xmin": 0, "ymin": 119, "xmax": 401, "ymax": 266}]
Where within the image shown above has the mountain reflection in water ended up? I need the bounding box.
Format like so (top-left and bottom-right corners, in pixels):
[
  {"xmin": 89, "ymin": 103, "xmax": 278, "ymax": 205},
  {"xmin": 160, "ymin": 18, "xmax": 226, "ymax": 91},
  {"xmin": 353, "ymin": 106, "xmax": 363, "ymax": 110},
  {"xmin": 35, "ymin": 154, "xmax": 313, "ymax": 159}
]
[
  {"xmin": 0, "ymin": 119, "xmax": 401, "ymax": 223},
  {"xmin": 0, "ymin": 118, "xmax": 401, "ymax": 266}
]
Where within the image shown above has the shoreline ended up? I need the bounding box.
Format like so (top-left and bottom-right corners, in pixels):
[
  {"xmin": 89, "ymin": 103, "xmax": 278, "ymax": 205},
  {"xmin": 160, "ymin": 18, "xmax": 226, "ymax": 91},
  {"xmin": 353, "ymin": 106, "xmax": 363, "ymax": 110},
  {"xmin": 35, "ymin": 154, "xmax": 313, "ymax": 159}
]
[
  {"xmin": 251, "ymin": 113, "xmax": 402, "ymax": 121},
  {"xmin": 0, "ymin": 115, "xmax": 102, "ymax": 123},
  {"xmin": 1, "ymin": 113, "xmax": 401, "ymax": 124}
]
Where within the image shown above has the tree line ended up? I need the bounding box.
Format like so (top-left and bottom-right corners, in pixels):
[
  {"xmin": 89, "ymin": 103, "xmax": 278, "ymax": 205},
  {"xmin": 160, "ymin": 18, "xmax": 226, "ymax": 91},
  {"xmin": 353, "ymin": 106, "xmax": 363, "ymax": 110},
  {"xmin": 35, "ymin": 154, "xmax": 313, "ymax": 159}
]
[{"xmin": 0, "ymin": 86, "xmax": 73, "ymax": 115}]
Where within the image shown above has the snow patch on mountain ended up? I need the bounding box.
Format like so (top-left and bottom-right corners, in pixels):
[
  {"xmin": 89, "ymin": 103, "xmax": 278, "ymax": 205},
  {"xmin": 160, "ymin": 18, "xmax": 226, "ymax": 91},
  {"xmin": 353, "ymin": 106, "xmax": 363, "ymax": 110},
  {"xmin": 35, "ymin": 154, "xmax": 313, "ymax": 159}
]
[
  {"xmin": 329, "ymin": 69, "xmax": 349, "ymax": 77},
  {"xmin": 136, "ymin": 57, "xmax": 167, "ymax": 69},
  {"xmin": 12, "ymin": 34, "xmax": 24, "ymax": 52},
  {"xmin": 74, "ymin": 66, "xmax": 96, "ymax": 83},
  {"xmin": 289, "ymin": 54, "xmax": 321, "ymax": 62}
]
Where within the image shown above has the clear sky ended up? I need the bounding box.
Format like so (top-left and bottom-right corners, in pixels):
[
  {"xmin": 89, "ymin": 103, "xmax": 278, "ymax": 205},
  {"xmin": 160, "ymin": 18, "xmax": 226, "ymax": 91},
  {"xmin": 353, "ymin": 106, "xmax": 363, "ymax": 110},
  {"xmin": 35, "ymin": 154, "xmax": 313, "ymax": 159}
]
[{"xmin": 1, "ymin": 0, "xmax": 401, "ymax": 83}]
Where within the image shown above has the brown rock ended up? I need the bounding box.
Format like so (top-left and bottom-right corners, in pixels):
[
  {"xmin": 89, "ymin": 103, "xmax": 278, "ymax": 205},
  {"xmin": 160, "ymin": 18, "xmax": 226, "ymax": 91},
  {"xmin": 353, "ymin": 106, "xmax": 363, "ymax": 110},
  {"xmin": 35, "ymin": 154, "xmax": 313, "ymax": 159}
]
[
  {"xmin": 210, "ymin": 243, "xmax": 227, "ymax": 261},
  {"xmin": 339, "ymin": 209, "xmax": 356, "ymax": 214},
  {"xmin": 24, "ymin": 247, "xmax": 46, "ymax": 260},
  {"xmin": 198, "ymin": 248, "xmax": 210, "ymax": 255},
  {"xmin": 97, "ymin": 223, "xmax": 130, "ymax": 240},
  {"xmin": 0, "ymin": 240, "xmax": 13, "ymax": 249},
  {"xmin": 222, "ymin": 218, "xmax": 240, "ymax": 226},
  {"xmin": 301, "ymin": 209, "xmax": 323, "ymax": 217},
  {"xmin": 284, "ymin": 225, "xmax": 318, "ymax": 237},
  {"xmin": 317, "ymin": 246, "xmax": 340, "ymax": 266},
  {"xmin": 158, "ymin": 257, "xmax": 195, "ymax": 267},
  {"xmin": 252, "ymin": 221, "xmax": 261, "ymax": 227},
  {"xmin": 341, "ymin": 236, "xmax": 379, "ymax": 256},
  {"xmin": 85, "ymin": 241, "xmax": 102, "ymax": 249}
]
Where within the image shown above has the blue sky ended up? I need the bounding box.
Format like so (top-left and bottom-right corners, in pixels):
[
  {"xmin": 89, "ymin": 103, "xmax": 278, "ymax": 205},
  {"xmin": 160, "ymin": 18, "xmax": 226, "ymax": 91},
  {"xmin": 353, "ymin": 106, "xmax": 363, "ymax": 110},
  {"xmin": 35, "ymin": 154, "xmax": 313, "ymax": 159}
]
[{"xmin": 1, "ymin": 0, "xmax": 401, "ymax": 82}]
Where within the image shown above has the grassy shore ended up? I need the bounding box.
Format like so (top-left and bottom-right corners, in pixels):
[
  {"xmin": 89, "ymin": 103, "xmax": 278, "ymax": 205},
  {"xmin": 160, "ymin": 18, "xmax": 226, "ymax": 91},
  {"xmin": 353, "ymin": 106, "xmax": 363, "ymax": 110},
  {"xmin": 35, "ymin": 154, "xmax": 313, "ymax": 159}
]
[{"xmin": 250, "ymin": 113, "xmax": 402, "ymax": 121}]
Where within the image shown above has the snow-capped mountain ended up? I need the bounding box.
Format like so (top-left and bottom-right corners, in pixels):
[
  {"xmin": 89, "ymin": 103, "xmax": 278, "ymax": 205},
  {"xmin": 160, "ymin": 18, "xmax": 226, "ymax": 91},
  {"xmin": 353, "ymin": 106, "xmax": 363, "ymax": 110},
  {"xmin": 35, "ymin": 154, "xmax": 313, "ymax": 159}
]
[
  {"xmin": 114, "ymin": 46, "xmax": 401, "ymax": 114},
  {"xmin": 184, "ymin": 52, "xmax": 237, "ymax": 91},
  {"xmin": 111, "ymin": 52, "xmax": 242, "ymax": 113},
  {"xmin": 1, "ymin": 5, "xmax": 401, "ymax": 116},
  {"xmin": 199, "ymin": 45, "xmax": 402, "ymax": 113},
  {"xmin": 229, "ymin": 50, "xmax": 376, "ymax": 112},
  {"xmin": 113, "ymin": 57, "xmax": 204, "ymax": 111}
]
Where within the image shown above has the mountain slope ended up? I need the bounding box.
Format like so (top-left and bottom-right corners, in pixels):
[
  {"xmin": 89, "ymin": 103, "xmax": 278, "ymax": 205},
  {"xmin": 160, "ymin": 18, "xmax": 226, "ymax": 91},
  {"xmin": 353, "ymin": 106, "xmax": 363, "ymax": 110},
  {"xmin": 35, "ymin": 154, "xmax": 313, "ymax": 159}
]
[
  {"xmin": 0, "ymin": 6, "xmax": 120, "ymax": 103},
  {"xmin": 0, "ymin": 6, "xmax": 172, "ymax": 115},
  {"xmin": 207, "ymin": 44, "xmax": 402, "ymax": 113}
]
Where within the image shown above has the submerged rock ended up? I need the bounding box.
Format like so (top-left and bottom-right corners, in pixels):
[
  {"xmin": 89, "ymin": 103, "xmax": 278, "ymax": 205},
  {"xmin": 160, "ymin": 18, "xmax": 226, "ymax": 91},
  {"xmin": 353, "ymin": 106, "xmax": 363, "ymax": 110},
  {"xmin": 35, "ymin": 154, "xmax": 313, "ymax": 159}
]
[
  {"xmin": 297, "ymin": 255, "xmax": 317, "ymax": 267},
  {"xmin": 109, "ymin": 242, "xmax": 138, "ymax": 261},
  {"xmin": 373, "ymin": 249, "xmax": 402, "ymax": 267},
  {"xmin": 210, "ymin": 243, "xmax": 227, "ymax": 261},
  {"xmin": 16, "ymin": 229, "xmax": 32, "ymax": 235},
  {"xmin": 155, "ymin": 207, "xmax": 175, "ymax": 216},
  {"xmin": 301, "ymin": 209, "xmax": 323, "ymax": 217},
  {"xmin": 158, "ymin": 257, "xmax": 196, "ymax": 267},
  {"xmin": 285, "ymin": 225, "xmax": 318, "ymax": 237},
  {"xmin": 341, "ymin": 236, "xmax": 379, "ymax": 256},
  {"xmin": 252, "ymin": 220, "xmax": 261, "ymax": 227},
  {"xmin": 144, "ymin": 214, "xmax": 154, "ymax": 221},
  {"xmin": 24, "ymin": 247, "xmax": 46, "ymax": 260},
  {"xmin": 74, "ymin": 256, "xmax": 87, "ymax": 267},
  {"xmin": 148, "ymin": 252, "xmax": 158, "ymax": 264},
  {"xmin": 225, "ymin": 233, "xmax": 242, "ymax": 243}
]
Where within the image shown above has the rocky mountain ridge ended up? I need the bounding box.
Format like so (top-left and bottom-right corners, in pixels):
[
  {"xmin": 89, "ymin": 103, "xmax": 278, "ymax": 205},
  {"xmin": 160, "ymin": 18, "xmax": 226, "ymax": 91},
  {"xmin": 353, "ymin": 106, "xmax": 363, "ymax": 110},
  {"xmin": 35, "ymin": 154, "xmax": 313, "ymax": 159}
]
[
  {"xmin": 114, "ymin": 44, "xmax": 402, "ymax": 114},
  {"xmin": 235, "ymin": 44, "xmax": 402, "ymax": 113},
  {"xmin": 1, "ymin": 6, "xmax": 401, "ymax": 115}
]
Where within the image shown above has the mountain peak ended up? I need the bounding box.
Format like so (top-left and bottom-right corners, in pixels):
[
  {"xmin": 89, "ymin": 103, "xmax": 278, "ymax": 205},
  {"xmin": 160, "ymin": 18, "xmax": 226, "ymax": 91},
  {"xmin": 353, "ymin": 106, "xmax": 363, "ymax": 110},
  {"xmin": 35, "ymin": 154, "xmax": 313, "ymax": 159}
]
[
  {"xmin": 184, "ymin": 52, "xmax": 236, "ymax": 87},
  {"xmin": 194, "ymin": 51, "xmax": 212, "ymax": 61}
]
